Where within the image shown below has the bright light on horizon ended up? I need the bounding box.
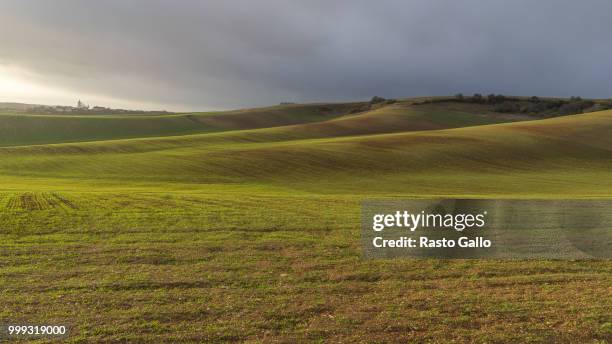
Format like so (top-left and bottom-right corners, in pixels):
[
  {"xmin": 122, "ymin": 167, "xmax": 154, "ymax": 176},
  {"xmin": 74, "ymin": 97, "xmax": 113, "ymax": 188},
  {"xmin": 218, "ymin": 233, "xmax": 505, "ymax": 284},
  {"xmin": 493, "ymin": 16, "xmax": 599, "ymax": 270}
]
[
  {"xmin": 0, "ymin": 65, "xmax": 75, "ymax": 106},
  {"xmin": 0, "ymin": 65, "xmax": 183, "ymax": 111}
]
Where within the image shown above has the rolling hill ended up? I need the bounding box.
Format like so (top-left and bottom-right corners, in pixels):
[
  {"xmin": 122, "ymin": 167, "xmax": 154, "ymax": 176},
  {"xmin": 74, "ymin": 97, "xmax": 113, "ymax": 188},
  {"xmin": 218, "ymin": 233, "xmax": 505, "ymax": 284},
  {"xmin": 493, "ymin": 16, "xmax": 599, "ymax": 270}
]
[
  {"xmin": 0, "ymin": 102, "xmax": 365, "ymax": 147},
  {"xmin": 0, "ymin": 99, "xmax": 533, "ymax": 147},
  {"xmin": 1, "ymin": 97, "xmax": 611, "ymax": 343},
  {"xmin": 0, "ymin": 100, "xmax": 610, "ymax": 196}
]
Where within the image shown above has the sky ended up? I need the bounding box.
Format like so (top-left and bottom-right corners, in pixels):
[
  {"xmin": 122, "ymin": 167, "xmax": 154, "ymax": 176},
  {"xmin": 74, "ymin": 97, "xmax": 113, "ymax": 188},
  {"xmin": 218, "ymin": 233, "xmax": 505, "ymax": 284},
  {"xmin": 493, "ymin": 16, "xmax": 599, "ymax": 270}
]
[{"xmin": 1, "ymin": 0, "xmax": 611, "ymax": 111}]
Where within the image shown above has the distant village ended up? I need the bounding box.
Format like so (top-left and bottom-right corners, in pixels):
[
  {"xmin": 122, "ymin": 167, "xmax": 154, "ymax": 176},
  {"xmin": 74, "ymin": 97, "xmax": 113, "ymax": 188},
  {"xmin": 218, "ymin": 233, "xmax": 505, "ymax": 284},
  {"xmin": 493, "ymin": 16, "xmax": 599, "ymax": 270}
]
[{"xmin": 30, "ymin": 100, "xmax": 172, "ymax": 115}]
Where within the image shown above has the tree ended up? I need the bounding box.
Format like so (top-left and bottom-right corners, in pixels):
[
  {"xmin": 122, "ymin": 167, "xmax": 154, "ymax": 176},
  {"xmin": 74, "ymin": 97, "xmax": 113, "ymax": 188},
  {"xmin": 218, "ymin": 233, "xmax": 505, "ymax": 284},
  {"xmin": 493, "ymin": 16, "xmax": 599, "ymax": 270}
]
[
  {"xmin": 559, "ymin": 103, "xmax": 583, "ymax": 115},
  {"xmin": 370, "ymin": 96, "xmax": 386, "ymax": 104},
  {"xmin": 494, "ymin": 101, "xmax": 520, "ymax": 113}
]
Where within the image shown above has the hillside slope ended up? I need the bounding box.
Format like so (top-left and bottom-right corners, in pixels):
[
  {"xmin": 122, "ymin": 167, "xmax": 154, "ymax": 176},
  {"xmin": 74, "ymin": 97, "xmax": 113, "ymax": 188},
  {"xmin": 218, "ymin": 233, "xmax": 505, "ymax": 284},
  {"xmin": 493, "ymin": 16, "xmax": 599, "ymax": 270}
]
[
  {"xmin": 0, "ymin": 100, "xmax": 534, "ymax": 147},
  {"xmin": 0, "ymin": 109, "xmax": 610, "ymax": 196},
  {"xmin": 0, "ymin": 103, "xmax": 365, "ymax": 147},
  {"xmin": 1, "ymin": 99, "xmax": 611, "ymax": 343}
]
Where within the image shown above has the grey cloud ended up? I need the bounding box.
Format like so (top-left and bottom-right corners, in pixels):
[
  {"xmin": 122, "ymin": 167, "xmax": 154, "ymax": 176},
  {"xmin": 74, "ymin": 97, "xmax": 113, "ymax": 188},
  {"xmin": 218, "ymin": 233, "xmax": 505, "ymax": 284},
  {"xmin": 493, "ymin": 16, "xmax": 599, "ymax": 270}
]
[{"xmin": 1, "ymin": 0, "xmax": 611, "ymax": 110}]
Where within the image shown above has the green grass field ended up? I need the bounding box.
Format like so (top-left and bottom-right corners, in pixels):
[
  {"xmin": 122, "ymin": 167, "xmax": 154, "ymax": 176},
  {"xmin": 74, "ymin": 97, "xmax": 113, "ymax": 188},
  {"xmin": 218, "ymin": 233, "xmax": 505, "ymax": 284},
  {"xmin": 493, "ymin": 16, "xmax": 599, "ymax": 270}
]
[{"xmin": 1, "ymin": 99, "xmax": 610, "ymax": 342}]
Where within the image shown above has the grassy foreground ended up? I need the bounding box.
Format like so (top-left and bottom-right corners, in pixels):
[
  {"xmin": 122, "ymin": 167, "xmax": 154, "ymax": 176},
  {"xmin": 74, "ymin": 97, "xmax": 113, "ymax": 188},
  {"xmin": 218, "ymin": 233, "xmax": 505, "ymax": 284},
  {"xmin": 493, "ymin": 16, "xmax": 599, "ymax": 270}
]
[{"xmin": 1, "ymin": 99, "xmax": 611, "ymax": 343}]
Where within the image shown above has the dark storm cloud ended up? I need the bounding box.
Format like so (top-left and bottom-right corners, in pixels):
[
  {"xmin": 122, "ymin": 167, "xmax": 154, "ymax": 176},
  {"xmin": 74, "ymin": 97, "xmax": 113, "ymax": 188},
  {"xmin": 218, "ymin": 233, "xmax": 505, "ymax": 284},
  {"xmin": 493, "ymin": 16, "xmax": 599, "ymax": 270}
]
[{"xmin": 1, "ymin": 0, "xmax": 611, "ymax": 110}]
